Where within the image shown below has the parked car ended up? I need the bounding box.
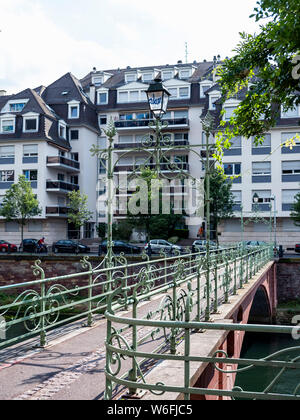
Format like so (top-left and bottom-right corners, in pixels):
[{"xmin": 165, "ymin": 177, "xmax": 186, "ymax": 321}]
[
  {"xmin": 295, "ymin": 244, "xmax": 300, "ymax": 253},
  {"xmin": 144, "ymin": 240, "xmax": 183, "ymax": 255},
  {"xmin": 0, "ymin": 240, "xmax": 17, "ymax": 253},
  {"xmin": 20, "ymin": 239, "xmax": 47, "ymax": 253},
  {"xmin": 192, "ymin": 240, "xmax": 221, "ymax": 254},
  {"xmin": 98, "ymin": 240, "xmax": 141, "ymax": 256},
  {"xmin": 242, "ymin": 241, "xmax": 267, "ymax": 249},
  {"xmin": 52, "ymin": 240, "xmax": 90, "ymax": 254}
]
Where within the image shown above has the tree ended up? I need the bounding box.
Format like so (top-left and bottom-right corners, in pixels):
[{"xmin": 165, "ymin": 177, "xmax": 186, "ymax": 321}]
[
  {"xmin": 126, "ymin": 168, "xmax": 185, "ymax": 241},
  {"xmin": 67, "ymin": 190, "xmax": 93, "ymax": 241},
  {"xmin": 112, "ymin": 221, "xmax": 132, "ymax": 242},
  {"xmin": 207, "ymin": 169, "xmax": 234, "ymax": 244},
  {"xmin": 290, "ymin": 193, "xmax": 300, "ymax": 226},
  {"xmin": 0, "ymin": 175, "xmax": 42, "ymax": 244},
  {"xmin": 217, "ymin": 0, "xmax": 300, "ymax": 144}
]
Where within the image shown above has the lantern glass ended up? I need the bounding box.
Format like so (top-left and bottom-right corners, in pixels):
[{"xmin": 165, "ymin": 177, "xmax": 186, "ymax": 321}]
[{"xmin": 146, "ymin": 78, "xmax": 170, "ymax": 120}]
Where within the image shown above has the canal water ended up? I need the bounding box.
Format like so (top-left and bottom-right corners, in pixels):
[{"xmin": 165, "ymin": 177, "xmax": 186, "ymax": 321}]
[{"xmin": 234, "ymin": 332, "xmax": 300, "ymax": 398}]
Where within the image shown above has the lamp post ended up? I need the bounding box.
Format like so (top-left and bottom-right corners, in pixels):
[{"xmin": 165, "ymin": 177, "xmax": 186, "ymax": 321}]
[{"xmin": 270, "ymin": 195, "xmax": 277, "ymax": 248}]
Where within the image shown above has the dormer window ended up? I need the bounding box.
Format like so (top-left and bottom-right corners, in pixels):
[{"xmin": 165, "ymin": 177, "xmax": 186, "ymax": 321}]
[
  {"xmin": 209, "ymin": 94, "xmax": 221, "ymax": 110},
  {"xmin": 97, "ymin": 90, "xmax": 108, "ymax": 105},
  {"xmin": 179, "ymin": 69, "xmax": 192, "ymax": 79},
  {"xmin": 0, "ymin": 116, "xmax": 15, "ymax": 133},
  {"xmin": 68, "ymin": 101, "xmax": 80, "ymax": 119},
  {"xmin": 9, "ymin": 103, "xmax": 26, "ymax": 112},
  {"xmin": 23, "ymin": 113, "xmax": 39, "ymax": 133},
  {"xmin": 162, "ymin": 70, "xmax": 174, "ymax": 81},
  {"xmin": 142, "ymin": 72, "xmax": 153, "ymax": 82},
  {"xmin": 125, "ymin": 73, "xmax": 137, "ymax": 83},
  {"xmin": 92, "ymin": 76, "xmax": 103, "ymax": 86},
  {"xmin": 58, "ymin": 122, "xmax": 67, "ymax": 139}
]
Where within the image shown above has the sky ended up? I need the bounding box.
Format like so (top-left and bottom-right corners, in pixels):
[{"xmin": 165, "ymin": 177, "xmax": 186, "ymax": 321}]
[{"xmin": 0, "ymin": 0, "xmax": 262, "ymax": 94}]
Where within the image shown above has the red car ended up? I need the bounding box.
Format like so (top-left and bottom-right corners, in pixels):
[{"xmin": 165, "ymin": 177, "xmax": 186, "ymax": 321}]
[{"xmin": 0, "ymin": 240, "xmax": 17, "ymax": 253}]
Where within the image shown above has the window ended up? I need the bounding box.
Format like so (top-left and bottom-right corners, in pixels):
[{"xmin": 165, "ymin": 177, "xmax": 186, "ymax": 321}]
[
  {"xmin": 162, "ymin": 71, "xmax": 174, "ymax": 80},
  {"xmin": 136, "ymin": 112, "xmax": 150, "ymax": 120},
  {"xmin": 174, "ymin": 133, "xmax": 189, "ymax": 141},
  {"xmin": 210, "ymin": 96, "xmax": 220, "ymax": 110},
  {"xmin": 28, "ymin": 221, "xmax": 43, "ymax": 232},
  {"xmin": 23, "ymin": 170, "xmax": 37, "ymax": 181},
  {"xmin": 174, "ymin": 155, "xmax": 188, "ymax": 163},
  {"xmin": 25, "ymin": 118, "xmax": 37, "ymax": 131},
  {"xmin": 252, "ymin": 162, "xmax": 271, "ymax": 175},
  {"xmin": 0, "ymin": 146, "xmax": 14, "ymax": 158},
  {"xmin": 117, "ymin": 90, "xmax": 147, "ymax": 103},
  {"xmin": 58, "ymin": 173, "xmax": 65, "ymax": 181},
  {"xmin": 252, "ymin": 190, "xmax": 271, "ymax": 203},
  {"xmin": 98, "ymin": 91, "xmax": 108, "ymax": 105},
  {"xmin": 125, "ymin": 73, "xmax": 137, "ymax": 83},
  {"xmin": 282, "ymin": 190, "xmax": 300, "ymax": 203},
  {"xmin": 180, "ymin": 69, "xmax": 191, "ymax": 79},
  {"xmin": 253, "ymin": 134, "xmax": 271, "ymax": 148},
  {"xmin": 5, "ymin": 222, "xmax": 19, "ymax": 232},
  {"xmin": 70, "ymin": 130, "xmax": 79, "ymax": 141},
  {"xmin": 9, "ymin": 103, "xmax": 25, "ymax": 112},
  {"xmin": 92, "ymin": 76, "xmax": 103, "ymax": 86},
  {"xmin": 281, "ymin": 105, "xmax": 299, "ymax": 118},
  {"xmin": 168, "ymin": 87, "xmax": 190, "ymax": 100},
  {"xmin": 232, "ymin": 191, "xmax": 242, "ymax": 204},
  {"xmin": 200, "ymin": 84, "xmax": 211, "ymax": 98},
  {"xmin": 71, "ymin": 153, "xmax": 79, "ymax": 161},
  {"xmin": 59, "ymin": 123, "xmax": 66, "ymax": 139},
  {"xmin": 174, "ymin": 110, "xmax": 188, "ymax": 119},
  {"xmin": 282, "ymin": 132, "xmax": 300, "ymax": 144},
  {"xmin": 224, "ymin": 163, "xmax": 241, "ymax": 176},
  {"xmin": 23, "ymin": 144, "xmax": 38, "ymax": 157},
  {"xmin": 224, "ymin": 106, "xmax": 237, "ymax": 120},
  {"xmin": 1, "ymin": 118, "xmax": 15, "ymax": 133},
  {"xmin": 230, "ymin": 136, "xmax": 242, "ymax": 148},
  {"xmin": 119, "ymin": 113, "xmax": 134, "ymax": 121},
  {"xmin": 69, "ymin": 104, "xmax": 79, "ymax": 119},
  {"xmin": 282, "ymin": 161, "xmax": 300, "ymax": 174},
  {"xmin": 99, "ymin": 115, "xmax": 107, "ymax": 125},
  {"xmin": 119, "ymin": 135, "xmax": 133, "ymax": 144},
  {"xmin": 71, "ymin": 175, "xmax": 78, "ymax": 185},
  {"xmin": 142, "ymin": 73, "xmax": 153, "ymax": 82},
  {"xmin": 0, "ymin": 170, "xmax": 14, "ymax": 182}
]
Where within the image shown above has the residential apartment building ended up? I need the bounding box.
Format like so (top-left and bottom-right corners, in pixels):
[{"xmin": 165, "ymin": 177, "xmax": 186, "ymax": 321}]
[
  {"xmin": 81, "ymin": 60, "xmax": 300, "ymax": 249},
  {"xmin": 1, "ymin": 60, "xmax": 299, "ymax": 249},
  {"xmin": 0, "ymin": 73, "xmax": 100, "ymax": 244}
]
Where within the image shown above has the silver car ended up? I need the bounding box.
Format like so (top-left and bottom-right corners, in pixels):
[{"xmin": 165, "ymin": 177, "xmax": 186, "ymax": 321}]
[{"xmin": 145, "ymin": 240, "xmax": 182, "ymax": 255}]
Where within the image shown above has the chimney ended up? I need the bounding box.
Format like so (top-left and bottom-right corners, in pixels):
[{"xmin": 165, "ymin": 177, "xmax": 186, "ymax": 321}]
[
  {"xmin": 0, "ymin": 90, "xmax": 7, "ymax": 96},
  {"xmin": 89, "ymin": 84, "xmax": 96, "ymax": 104}
]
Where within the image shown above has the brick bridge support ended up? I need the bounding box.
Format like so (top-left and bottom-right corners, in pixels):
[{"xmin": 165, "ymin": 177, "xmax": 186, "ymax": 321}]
[{"xmin": 192, "ymin": 262, "xmax": 277, "ymax": 400}]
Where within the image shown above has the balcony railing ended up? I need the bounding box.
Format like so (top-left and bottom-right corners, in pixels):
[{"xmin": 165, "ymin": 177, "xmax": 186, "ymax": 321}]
[
  {"xmin": 47, "ymin": 156, "xmax": 80, "ymax": 171},
  {"xmin": 114, "ymin": 139, "xmax": 189, "ymax": 150},
  {"xmin": 114, "ymin": 163, "xmax": 190, "ymax": 173},
  {"xmin": 46, "ymin": 180, "xmax": 79, "ymax": 192},
  {"xmin": 115, "ymin": 118, "xmax": 189, "ymax": 129},
  {"xmin": 46, "ymin": 206, "xmax": 70, "ymax": 216}
]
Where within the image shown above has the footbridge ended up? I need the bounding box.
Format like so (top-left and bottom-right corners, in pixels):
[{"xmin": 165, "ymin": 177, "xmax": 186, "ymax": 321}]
[{"xmin": 0, "ymin": 245, "xmax": 299, "ymax": 400}]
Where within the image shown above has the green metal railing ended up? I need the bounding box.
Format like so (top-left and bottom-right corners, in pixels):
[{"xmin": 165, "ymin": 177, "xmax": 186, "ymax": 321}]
[
  {"xmin": 103, "ymin": 244, "xmax": 300, "ymax": 401},
  {"xmin": 0, "ymin": 244, "xmax": 267, "ymax": 352}
]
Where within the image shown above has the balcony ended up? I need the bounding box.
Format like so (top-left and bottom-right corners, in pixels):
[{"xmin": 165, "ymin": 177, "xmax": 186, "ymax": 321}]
[
  {"xmin": 114, "ymin": 163, "xmax": 189, "ymax": 173},
  {"xmin": 114, "ymin": 139, "xmax": 189, "ymax": 150},
  {"xmin": 46, "ymin": 206, "xmax": 70, "ymax": 217},
  {"xmin": 115, "ymin": 118, "xmax": 189, "ymax": 131},
  {"xmin": 46, "ymin": 180, "xmax": 79, "ymax": 193},
  {"xmin": 47, "ymin": 156, "xmax": 80, "ymax": 173}
]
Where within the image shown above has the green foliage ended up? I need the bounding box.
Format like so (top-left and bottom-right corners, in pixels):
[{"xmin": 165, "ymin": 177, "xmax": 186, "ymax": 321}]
[
  {"xmin": 67, "ymin": 190, "xmax": 93, "ymax": 239},
  {"xmin": 96, "ymin": 223, "xmax": 106, "ymax": 238},
  {"xmin": 168, "ymin": 236, "xmax": 179, "ymax": 244},
  {"xmin": 217, "ymin": 0, "xmax": 300, "ymax": 146},
  {"xmin": 174, "ymin": 229, "xmax": 189, "ymax": 239},
  {"xmin": 126, "ymin": 168, "xmax": 186, "ymax": 241},
  {"xmin": 112, "ymin": 221, "xmax": 132, "ymax": 241},
  {"xmin": 0, "ymin": 175, "xmax": 41, "ymax": 242},
  {"xmin": 290, "ymin": 193, "xmax": 300, "ymax": 226},
  {"xmin": 207, "ymin": 169, "xmax": 234, "ymax": 240}
]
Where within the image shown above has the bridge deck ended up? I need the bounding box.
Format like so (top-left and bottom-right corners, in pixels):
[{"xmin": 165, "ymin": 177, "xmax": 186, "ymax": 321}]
[{"xmin": 0, "ymin": 262, "xmax": 274, "ymax": 400}]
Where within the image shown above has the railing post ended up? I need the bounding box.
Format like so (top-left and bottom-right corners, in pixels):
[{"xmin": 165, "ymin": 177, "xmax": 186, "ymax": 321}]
[
  {"xmin": 196, "ymin": 255, "xmax": 202, "ymax": 322},
  {"xmin": 128, "ymin": 297, "xmax": 138, "ymax": 394},
  {"xmin": 32, "ymin": 260, "xmax": 46, "ymax": 348},
  {"xmin": 233, "ymin": 250, "xmax": 237, "ymax": 295},
  {"xmin": 213, "ymin": 254, "xmax": 219, "ymax": 313},
  {"xmin": 239, "ymin": 248, "xmax": 244, "ymax": 289},
  {"xmin": 184, "ymin": 286, "xmax": 191, "ymax": 401},
  {"xmin": 81, "ymin": 257, "xmax": 93, "ymax": 327}
]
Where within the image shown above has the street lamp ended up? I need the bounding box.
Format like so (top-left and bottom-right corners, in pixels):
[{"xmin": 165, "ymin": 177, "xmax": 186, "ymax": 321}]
[
  {"xmin": 146, "ymin": 77, "xmax": 171, "ymax": 120},
  {"xmin": 253, "ymin": 193, "xmax": 259, "ymax": 204}
]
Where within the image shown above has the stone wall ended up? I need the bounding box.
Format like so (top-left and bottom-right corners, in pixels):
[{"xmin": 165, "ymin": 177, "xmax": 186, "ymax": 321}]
[{"xmin": 276, "ymin": 259, "xmax": 300, "ymax": 303}]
